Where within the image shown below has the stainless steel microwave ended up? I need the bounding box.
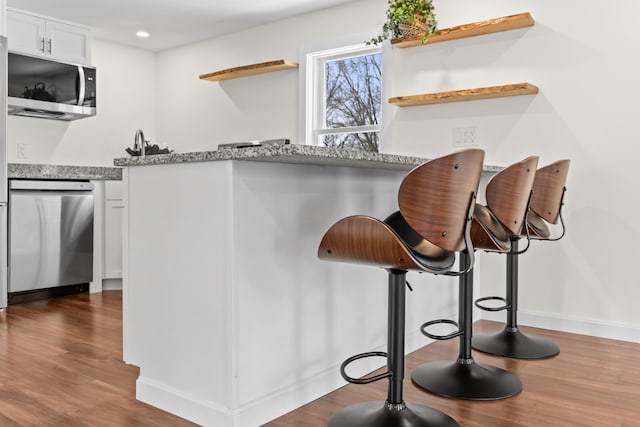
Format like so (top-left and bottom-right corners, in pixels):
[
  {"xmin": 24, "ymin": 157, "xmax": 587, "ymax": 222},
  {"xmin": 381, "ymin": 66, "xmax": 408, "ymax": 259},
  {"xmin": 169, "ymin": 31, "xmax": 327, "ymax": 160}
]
[{"xmin": 7, "ymin": 52, "xmax": 96, "ymax": 121}]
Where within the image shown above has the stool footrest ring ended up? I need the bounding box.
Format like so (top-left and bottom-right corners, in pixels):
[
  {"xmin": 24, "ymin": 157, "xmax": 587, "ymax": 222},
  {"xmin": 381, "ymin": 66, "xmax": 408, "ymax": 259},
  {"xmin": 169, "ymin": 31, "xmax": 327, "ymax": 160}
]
[
  {"xmin": 475, "ymin": 296, "xmax": 510, "ymax": 312},
  {"xmin": 420, "ymin": 319, "xmax": 463, "ymax": 341},
  {"xmin": 340, "ymin": 351, "xmax": 391, "ymax": 384}
]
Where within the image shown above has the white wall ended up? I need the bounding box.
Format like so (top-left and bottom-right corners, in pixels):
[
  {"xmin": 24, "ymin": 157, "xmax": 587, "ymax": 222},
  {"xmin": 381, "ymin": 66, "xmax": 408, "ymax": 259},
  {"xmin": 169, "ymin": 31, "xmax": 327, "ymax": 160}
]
[
  {"xmin": 400, "ymin": 0, "xmax": 640, "ymax": 336},
  {"xmin": 153, "ymin": 0, "xmax": 640, "ymax": 338},
  {"xmin": 155, "ymin": 0, "xmax": 388, "ymax": 151},
  {"xmin": 6, "ymin": 39, "xmax": 157, "ymax": 166}
]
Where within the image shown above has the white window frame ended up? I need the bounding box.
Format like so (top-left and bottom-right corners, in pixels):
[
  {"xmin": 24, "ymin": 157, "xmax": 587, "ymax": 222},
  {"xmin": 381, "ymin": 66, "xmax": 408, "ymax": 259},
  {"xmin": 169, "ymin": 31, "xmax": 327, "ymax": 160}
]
[{"xmin": 305, "ymin": 43, "xmax": 382, "ymax": 147}]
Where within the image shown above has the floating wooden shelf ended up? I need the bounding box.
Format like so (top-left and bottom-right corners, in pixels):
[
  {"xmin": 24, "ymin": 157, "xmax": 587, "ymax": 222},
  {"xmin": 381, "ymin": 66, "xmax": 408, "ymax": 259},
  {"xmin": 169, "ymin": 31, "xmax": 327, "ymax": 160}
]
[
  {"xmin": 389, "ymin": 83, "xmax": 538, "ymax": 107},
  {"xmin": 199, "ymin": 59, "xmax": 299, "ymax": 82},
  {"xmin": 391, "ymin": 12, "xmax": 534, "ymax": 48}
]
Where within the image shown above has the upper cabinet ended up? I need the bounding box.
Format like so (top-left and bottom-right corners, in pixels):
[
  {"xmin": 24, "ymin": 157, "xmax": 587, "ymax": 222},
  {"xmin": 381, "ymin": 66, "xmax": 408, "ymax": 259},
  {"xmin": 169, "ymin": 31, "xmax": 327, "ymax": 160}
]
[
  {"xmin": 6, "ymin": 9, "xmax": 92, "ymax": 65},
  {"xmin": 1, "ymin": 1, "xmax": 7, "ymax": 37}
]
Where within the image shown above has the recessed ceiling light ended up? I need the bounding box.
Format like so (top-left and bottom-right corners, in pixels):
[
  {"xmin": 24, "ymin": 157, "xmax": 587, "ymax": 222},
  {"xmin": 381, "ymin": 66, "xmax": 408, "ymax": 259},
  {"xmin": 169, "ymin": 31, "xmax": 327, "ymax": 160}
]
[{"xmin": 136, "ymin": 31, "xmax": 150, "ymax": 38}]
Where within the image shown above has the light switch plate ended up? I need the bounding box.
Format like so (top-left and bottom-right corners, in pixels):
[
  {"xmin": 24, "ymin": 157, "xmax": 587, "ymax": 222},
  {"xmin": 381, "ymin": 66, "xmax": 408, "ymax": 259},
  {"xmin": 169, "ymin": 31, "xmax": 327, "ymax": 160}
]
[
  {"xmin": 452, "ymin": 126, "xmax": 478, "ymax": 146},
  {"xmin": 17, "ymin": 143, "xmax": 29, "ymax": 159}
]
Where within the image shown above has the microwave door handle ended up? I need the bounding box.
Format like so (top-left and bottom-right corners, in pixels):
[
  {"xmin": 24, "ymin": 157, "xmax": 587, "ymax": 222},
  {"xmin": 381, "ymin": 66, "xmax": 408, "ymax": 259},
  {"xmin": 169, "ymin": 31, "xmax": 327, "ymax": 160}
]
[{"xmin": 77, "ymin": 66, "xmax": 86, "ymax": 106}]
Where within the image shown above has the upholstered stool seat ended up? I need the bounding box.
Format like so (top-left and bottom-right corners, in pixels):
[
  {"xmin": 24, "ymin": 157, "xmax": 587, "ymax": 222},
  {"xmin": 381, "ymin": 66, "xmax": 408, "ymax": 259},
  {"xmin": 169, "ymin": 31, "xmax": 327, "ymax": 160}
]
[
  {"xmin": 471, "ymin": 204, "xmax": 510, "ymax": 252},
  {"xmin": 384, "ymin": 211, "xmax": 457, "ymax": 269},
  {"xmin": 318, "ymin": 149, "xmax": 485, "ymax": 427},
  {"xmin": 525, "ymin": 209, "xmax": 551, "ymax": 238}
]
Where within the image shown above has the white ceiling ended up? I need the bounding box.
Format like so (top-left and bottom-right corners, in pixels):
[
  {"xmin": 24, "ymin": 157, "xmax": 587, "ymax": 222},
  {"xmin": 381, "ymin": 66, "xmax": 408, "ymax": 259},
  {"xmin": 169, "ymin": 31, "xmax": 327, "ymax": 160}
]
[{"xmin": 6, "ymin": 0, "xmax": 359, "ymax": 52}]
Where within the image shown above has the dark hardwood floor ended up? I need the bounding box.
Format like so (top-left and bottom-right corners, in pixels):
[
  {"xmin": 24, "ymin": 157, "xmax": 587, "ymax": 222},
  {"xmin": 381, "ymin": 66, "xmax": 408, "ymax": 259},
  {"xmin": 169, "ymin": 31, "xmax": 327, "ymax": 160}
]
[
  {"xmin": 2, "ymin": 291, "xmax": 639, "ymax": 426},
  {"xmin": 0, "ymin": 291, "xmax": 197, "ymax": 427},
  {"xmin": 265, "ymin": 321, "xmax": 640, "ymax": 427}
]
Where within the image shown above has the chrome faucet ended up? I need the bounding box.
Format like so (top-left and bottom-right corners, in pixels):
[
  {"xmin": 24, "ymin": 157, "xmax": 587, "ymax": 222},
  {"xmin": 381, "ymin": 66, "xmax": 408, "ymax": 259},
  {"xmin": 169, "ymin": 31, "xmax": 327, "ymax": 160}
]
[{"xmin": 134, "ymin": 129, "xmax": 146, "ymax": 156}]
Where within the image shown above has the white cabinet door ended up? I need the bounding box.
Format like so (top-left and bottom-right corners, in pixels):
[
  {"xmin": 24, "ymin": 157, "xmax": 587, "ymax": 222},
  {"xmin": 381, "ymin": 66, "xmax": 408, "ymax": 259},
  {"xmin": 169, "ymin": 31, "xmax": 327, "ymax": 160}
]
[
  {"xmin": 6, "ymin": 10, "xmax": 46, "ymax": 58},
  {"xmin": 1, "ymin": 0, "xmax": 7, "ymax": 37},
  {"xmin": 45, "ymin": 19, "xmax": 91, "ymax": 64},
  {"xmin": 7, "ymin": 9, "xmax": 91, "ymax": 64},
  {"xmin": 104, "ymin": 181, "xmax": 124, "ymax": 279}
]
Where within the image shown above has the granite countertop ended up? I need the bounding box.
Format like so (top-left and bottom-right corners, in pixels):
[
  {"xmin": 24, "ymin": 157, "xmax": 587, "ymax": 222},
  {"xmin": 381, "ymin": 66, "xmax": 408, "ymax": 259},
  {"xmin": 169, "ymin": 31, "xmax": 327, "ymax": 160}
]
[
  {"xmin": 113, "ymin": 144, "xmax": 502, "ymax": 172},
  {"xmin": 8, "ymin": 163, "xmax": 123, "ymax": 180}
]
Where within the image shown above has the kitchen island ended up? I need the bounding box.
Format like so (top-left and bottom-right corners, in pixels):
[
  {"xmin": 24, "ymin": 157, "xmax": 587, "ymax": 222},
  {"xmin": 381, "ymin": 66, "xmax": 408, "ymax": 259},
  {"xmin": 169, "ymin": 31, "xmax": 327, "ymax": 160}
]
[{"xmin": 115, "ymin": 145, "xmax": 498, "ymax": 427}]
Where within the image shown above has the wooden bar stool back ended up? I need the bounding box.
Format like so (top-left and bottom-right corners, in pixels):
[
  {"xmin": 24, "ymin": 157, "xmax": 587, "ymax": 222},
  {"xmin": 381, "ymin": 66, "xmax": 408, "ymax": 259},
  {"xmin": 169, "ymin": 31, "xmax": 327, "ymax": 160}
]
[
  {"xmin": 471, "ymin": 156, "xmax": 539, "ymax": 252},
  {"xmin": 527, "ymin": 159, "xmax": 570, "ymax": 238}
]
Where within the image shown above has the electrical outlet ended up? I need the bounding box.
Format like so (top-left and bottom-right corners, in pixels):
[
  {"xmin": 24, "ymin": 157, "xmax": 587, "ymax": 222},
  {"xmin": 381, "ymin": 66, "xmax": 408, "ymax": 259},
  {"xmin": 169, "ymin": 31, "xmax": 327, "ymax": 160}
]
[
  {"xmin": 452, "ymin": 126, "xmax": 478, "ymax": 146},
  {"xmin": 17, "ymin": 143, "xmax": 29, "ymax": 159}
]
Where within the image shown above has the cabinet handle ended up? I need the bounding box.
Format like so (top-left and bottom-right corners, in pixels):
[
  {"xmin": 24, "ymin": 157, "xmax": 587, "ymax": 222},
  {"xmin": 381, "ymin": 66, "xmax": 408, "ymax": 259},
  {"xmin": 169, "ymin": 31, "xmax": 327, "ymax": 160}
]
[
  {"xmin": 47, "ymin": 38, "xmax": 52, "ymax": 54},
  {"xmin": 40, "ymin": 37, "xmax": 46, "ymax": 52}
]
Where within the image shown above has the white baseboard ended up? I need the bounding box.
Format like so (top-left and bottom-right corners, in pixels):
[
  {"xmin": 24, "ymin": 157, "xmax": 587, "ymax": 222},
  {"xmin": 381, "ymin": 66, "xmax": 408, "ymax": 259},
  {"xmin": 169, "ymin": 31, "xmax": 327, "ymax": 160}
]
[
  {"xmin": 136, "ymin": 376, "xmax": 230, "ymax": 426},
  {"xmin": 135, "ymin": 328, "xmax": 432, "ymax": 427},
  {"xmin": 135, "ymin": 361, "xmax": 373, "ymax": 426},
  {"xmin": 102, "ymin": 278, "xmax": 123, "ymax": 291},
  {"xmin": 480, "ymin": 310, "xmax": 640, "ymax": 344}
]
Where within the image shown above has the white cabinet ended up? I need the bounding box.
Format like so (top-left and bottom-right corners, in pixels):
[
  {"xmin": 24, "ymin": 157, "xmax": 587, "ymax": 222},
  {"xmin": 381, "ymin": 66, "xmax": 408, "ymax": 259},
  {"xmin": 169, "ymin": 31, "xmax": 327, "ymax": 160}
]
[
  {"xmin": 1, "ymin": 0, "xmax": 7, "ymax": 36},
  {"xmin": 104, "ymin": 181, "xmax": 123, "ymax": 279},
  {"xmin": 6, "ymin": 8, "xmax": 91, "ymax": 64}
]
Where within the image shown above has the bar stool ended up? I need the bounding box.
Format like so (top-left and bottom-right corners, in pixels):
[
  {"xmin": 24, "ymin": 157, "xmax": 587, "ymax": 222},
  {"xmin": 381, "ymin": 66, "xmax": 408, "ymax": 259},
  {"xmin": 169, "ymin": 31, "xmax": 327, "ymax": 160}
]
[
  {"xmin": 318, "ymin": 149, "xmax": 485, "ymax": 427},
  {"xmin": 411, "ymin": 156, "xmax": 539, "ymax": 400},
  {"xmin": 473, "ymin": 159, "xmax": 570, "ymax": 359}
]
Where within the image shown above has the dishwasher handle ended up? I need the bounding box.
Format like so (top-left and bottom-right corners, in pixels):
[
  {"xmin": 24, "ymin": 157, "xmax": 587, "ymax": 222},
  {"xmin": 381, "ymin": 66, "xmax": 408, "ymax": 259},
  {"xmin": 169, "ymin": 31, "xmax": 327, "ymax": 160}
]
[{"xmin": 10, "ymin": 180, "xmax": 94, "ymax": 191}]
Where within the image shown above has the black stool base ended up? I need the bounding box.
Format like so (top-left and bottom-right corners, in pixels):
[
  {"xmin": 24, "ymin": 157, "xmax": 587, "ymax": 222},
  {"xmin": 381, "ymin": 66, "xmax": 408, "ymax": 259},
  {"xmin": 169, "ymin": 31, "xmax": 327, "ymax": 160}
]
[
  {"xmin": 473, "ymin": 328, "xmax": 560, "ymax": 359},
  {"xmin": 328, "ymin": 401, "xmax": 459, "ymax": 427},
  {"xmin": 411, "ymin": 360, "xmax": 522, "ymax": 400}
]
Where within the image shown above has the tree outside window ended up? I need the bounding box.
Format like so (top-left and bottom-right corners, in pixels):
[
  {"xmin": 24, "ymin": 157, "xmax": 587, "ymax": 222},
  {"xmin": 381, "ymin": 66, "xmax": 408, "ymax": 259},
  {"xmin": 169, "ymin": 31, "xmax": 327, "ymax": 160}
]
[{"xmin": 306, "ymin": 45, "xmax": 382, "ymax": 152}]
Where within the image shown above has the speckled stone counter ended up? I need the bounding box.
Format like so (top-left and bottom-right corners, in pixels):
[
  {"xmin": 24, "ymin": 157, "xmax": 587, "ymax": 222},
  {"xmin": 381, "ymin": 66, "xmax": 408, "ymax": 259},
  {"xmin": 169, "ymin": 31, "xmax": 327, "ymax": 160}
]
[
  {"xmin": 8, "ymin": 163, "xmax": 122, "ymax": 180},
  {"xmin": 113, "ymin": 144, "xmax": 502, "ymax": 172}
]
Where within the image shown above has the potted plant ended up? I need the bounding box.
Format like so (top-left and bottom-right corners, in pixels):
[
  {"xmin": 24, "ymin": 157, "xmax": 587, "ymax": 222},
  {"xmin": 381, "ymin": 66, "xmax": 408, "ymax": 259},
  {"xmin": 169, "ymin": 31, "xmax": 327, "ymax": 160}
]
[{"xmin": 369, "ymin": 0, "xmax": 438, "ymax": 45}]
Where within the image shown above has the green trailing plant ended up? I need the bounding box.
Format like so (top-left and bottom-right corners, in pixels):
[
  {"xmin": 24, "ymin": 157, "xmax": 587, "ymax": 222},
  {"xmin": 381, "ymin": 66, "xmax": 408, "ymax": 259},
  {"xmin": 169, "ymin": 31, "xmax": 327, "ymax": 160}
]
[{"xmin": 369, "ymin": 0, "xmax": 438, "ymax": 45}]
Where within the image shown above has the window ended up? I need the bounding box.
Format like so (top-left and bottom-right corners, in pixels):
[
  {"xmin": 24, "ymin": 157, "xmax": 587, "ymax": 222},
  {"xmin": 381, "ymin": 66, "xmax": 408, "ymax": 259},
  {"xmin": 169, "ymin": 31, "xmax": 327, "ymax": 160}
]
[{"xmin": 306, "ymin": 44, "xmax": 382, "ymax": 152}]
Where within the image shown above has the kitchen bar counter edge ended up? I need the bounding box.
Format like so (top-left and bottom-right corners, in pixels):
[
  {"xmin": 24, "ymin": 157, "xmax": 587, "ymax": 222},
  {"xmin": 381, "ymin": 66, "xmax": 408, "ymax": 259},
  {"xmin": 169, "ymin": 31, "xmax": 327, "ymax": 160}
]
[
  {"xmin": 113, "ymin": 144, "xmax": 503, "ymax": 172},
  {"xmin": 9, "ymin": 163, "xmax": 122, "ymax": 180}
]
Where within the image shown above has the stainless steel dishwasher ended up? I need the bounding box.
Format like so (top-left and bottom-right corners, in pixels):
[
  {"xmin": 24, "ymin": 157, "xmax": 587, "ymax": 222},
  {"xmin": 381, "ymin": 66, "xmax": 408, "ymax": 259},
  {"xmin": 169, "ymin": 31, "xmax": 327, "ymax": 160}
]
[{"xmin": 8, "ymin": 180, "xmax": 94, "ymax": 303}]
